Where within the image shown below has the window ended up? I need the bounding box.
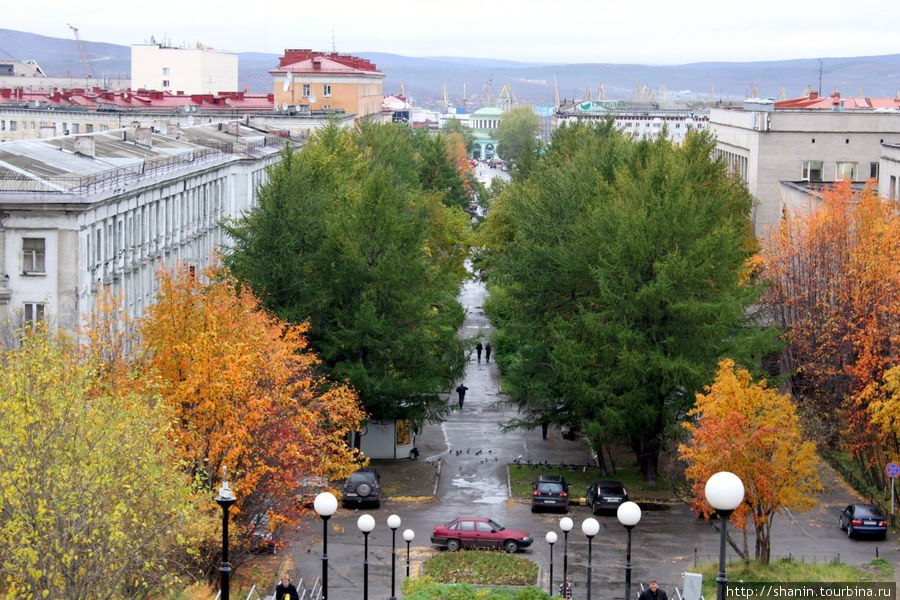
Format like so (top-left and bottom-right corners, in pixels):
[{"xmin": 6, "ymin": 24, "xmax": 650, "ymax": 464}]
[
  {"xmin": 162, "ymin": 80, "xmax": 170, "ymax": 87},
  {"xmin": 9, "ymin": 121, "xmax": 16, "ymax": 131},
  {"xmin": 890, "ymin": 175, "xmax": 897, "ymax": 201},
  {"xmin": 162, "ymin": 67, "xmax": 170, "ymax": 75},
  {"xmin": 24, "ymin": 303, "xmax": 45, "ymax": 324},
  {"xmin": 100, "ymin": 125, "xmax": 109, "ymax": 132},
  {"xmin": 801, "ymin": 161, "xmax": 823, "ymax": 182},
  {"xmin": 322, "ymin": 104, "xmax": 331, "ymax": 110},
  {"xmin": 72, "ymin": 123, "xmax": 80, "ymax": 134},
  {"xmin": 870, "ymin": 162, "xmax": 879, "ymax": 181},
  {"xmin": 86, "ymin": 124, "xmax": 93, "ymax": 133},
  {"xmin": 323, "ymin": 84, "xmax": 332, "ymax": 97},
  {"xmin": 458, "ymin": 521, "xmax": 475, "ymax": 532},
  {"xmin": 23, "ymin": 238, "xmax": 45, "ymax": 273},
  {"xmin": 836, "ymin": 162, "xmax": 858, "ymax": 181},
  {"xmin": 302, "ymin": 84, "xmax": 311, "ymax": 96}
]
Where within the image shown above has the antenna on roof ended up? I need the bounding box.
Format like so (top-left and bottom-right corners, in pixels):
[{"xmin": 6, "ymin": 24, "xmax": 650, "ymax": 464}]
[
  {"xmin": 332, "ymin": 30, "xmax": 336, "ymax": 54},
  {"xmin": 818, "ymin": 58, "xmax": 823, "ymax": 97}
]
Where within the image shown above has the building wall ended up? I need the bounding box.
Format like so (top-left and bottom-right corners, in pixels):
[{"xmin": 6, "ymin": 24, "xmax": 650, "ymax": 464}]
[
  {"xmin": 710, "ymin": 108, "xmax": 900, "ymax": 237},
  {"xmin": 880, "ymin": 143, "xmax": 900, "ymax": 201},
  {"xmin": 273, "ymin": 75, "xmax": 384, "ymax": 119},
  {"xmin": 132, "ymin": 45, "xmax": 238, "ymax": 94}
]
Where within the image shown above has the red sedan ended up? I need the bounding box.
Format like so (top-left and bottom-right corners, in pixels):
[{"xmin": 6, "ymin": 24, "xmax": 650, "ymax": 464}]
[{"xmin": 431, "ymin": 517, "xmax": 533, "ymax": 553}]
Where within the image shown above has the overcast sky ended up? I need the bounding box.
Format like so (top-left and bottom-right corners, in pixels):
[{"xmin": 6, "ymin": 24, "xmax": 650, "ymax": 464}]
[{"xmin": 7, "ymin": 0, "xmax": 900, "ymax": 65}]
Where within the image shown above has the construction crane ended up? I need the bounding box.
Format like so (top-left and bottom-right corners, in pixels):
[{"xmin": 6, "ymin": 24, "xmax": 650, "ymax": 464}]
[
  {"xmin": 480, "ymin": 79, "xmax": 494, "ymax": 107},
  {"xmin": 553, "ymin": 75, "xmax": 560, "ymax": 108},
  {"xmin": 441, "ymin": 83, "xmax": 450, "ymax": 112},
  {"xmin": 498, "ymin": 83, "xmax": 517, "ymax": 110},
  {"xmin": 68, "ymin": 24, "xmax": 93, "ymax": 79}
]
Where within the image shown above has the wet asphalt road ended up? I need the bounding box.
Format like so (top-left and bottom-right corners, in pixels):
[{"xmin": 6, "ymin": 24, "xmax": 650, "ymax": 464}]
[{"xmin": 282, "ymin": 167, "xmax": 896, "ymax": 599}]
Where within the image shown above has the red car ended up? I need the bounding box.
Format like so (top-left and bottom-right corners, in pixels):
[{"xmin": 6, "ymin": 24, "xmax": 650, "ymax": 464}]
[{"xmin": 431, "ymin": 517, "xmax": 533, "ymax": 553}]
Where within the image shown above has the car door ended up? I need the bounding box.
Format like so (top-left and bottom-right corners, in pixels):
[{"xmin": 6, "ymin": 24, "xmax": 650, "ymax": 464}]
[
  {"xmin": 475, "ymin": 521, "xmax": 497, "ymax": 548},
  {"xmin": 456, "ymin": 520, "xmax": 477, "ymax": 547}
]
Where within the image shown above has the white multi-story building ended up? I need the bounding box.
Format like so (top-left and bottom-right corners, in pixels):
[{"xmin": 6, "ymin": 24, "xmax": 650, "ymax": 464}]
[
  {"xmin": 0, "ymin": 123, "xmax": 285, "ymax": 331},
  {"xmin": 709, "ymin": 94, "xmax": 900, "ymax": 237},
  {"xmin": 132, "ymin": 43, "xmax": 238, "ymax": 94},
  {"xmin": 556, "ymin": 100, "xmax": 709, "ymax": 144}
]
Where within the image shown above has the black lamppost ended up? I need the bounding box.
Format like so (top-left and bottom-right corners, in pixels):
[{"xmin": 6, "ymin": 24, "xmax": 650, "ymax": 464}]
[
  {"xmin": 214, "ymin": 468, "xmax": 236, "ymax": 600},
  {"xmin": 559, "ymin": 517, "xmax": 573, "ymax": 587},
  {"xmin": 403, "ymin": 529, "xmax": 415, "ymax": 578},
  {"xmin": 357, "ymin": 514, "xmax": 375, "ymax": 600},
  {"xmin": 617, "ymin": 501, "xmax": 642, "ymax": 600},
  {"xmin": 582, "ymin": 518, "xmax": 600, "ymax": 600},
  {"xmin": 387, "ymin": 514, "xmax": 401, "ymax": 600},
  {"xmin": 545, "ymin": 531, "xmax": 557, "ymax": 596},
  {"xmin": 705, "ymin": 472, "xmax": 745, "ymax": 600},
  {"xmin": 313, "ymin": 492, "xmax": 338, "ymax": 600}
]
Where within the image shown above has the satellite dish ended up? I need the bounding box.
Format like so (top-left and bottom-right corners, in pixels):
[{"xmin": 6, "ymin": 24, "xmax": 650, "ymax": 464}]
[
  {"xmin": 281, "ymin": 103, "xmax": 288, "ymax": 111},
  {"xmin": 308, "ymin": 94, "xmax": 316, "ymax": 104},
  {"xmin": 283, "ymin": 72, "xmax": 292, "ymax": 92}
]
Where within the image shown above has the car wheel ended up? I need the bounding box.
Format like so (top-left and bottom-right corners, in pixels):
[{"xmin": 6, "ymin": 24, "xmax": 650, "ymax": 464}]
[
  {"xmin": 357, "ymin": 483, "xmax": 372, "ymax": 497},
  {"xmin": 592, "ymin": 503, "xmax": 600, "ymax": 516},
  {"xmin": 839, "ymin": 516, "xmax": 844, "ymax": 530},
  {"xmin": 373, "ymin": 500, "xmax": 380, "ymax": 509},
  {"xmin": 847, "ymin": 524, "xmax": 854, "ymax": 539},
  {"xmin": 446, "ymin": 539, "xmax": 461, "ymax": 552},
  {"xmin": 531, "ymin": 505, "xmax": 537, "ymax": 513},
  {"xmin": 504, "ymin": 540, "xmax": 519, "ymax": 553}
]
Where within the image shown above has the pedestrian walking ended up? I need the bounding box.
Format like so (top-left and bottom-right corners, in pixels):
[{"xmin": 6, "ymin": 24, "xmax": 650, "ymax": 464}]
[
  {"xmin": 485, "ymin": 342, "xmax": 492, "ymax": 363},
  {"xmin": 559, "ymin": 577, "xmax": 573, "ymax": 599},
  {"xmin": 275, "ymin": 574, "xmax": 300, "ymax": 600},
  {"xmin": 475, "ymin": 341, "xmax": 483, "ymax": 362},
  {"xmin": 455, "ymin": 383, "xmax": 468, "ymax": 409},
  {"xmin": 639, "ymin": 580, "xmax": 668, "ymax": 600}
]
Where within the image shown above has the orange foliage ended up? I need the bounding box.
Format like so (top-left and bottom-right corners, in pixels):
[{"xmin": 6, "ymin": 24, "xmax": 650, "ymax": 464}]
[
  {"xmin": 138, "ymin": 261, "xmax": 366, "ymax": 531},
  {"xmin": 446, "ymin": 132, "xmax": 474, "ymax": 197},
  {"xmin": 761, "ymin": 181, "xmax": 900, "ymax": 469},
  {"xmin": 680, "ymin": 359, "xmax": 821, "ymax": 562}
]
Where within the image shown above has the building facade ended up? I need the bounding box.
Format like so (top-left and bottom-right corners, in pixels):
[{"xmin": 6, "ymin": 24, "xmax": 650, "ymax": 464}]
[
  {"xmin": 132, "ymin": 43, "xmax": 238, "ymax": 94},
  {"xmin": 0, "ymin": 123, "xmax": 286, "ymax": 331},
  {"xmin": 270, "ymin": 50, "xmax": 385, "ymax": 120},
  {"xmin": 709, "ymin": 94, "xmax": 900, "ymax": 237},
  {"xmin": 556, "ymin": 100, "xmax": 709, "ymax": 144}
]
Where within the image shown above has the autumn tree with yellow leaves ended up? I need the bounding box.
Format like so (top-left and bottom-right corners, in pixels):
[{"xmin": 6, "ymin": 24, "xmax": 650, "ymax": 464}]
[
  {"xmin": 138, "ymin": 262, "xmax": 366, "ymax": 560},
  {"xmin": 680, "ymin": 359, "xmax": 821, "ymax": 563}
]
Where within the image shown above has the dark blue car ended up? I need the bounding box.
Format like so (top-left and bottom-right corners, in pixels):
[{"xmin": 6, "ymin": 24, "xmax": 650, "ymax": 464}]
[{"xmin": 839, "ymin": 504, "xmax": 887, "ymax": 539}]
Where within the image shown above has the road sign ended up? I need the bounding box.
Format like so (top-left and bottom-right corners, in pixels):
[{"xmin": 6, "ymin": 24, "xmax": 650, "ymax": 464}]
[{"xmin": 886, "ymin": 462, "xmax": 900, "ymax": 478}]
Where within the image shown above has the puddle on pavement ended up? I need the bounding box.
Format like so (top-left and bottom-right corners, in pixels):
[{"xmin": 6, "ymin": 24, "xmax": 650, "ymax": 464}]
[{"xmin": 450, "ymin": 473, "xmax": 507, "ymax": 504}]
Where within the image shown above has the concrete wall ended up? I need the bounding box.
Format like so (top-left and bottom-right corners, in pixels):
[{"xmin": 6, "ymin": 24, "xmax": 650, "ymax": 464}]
[{"xmin": 880, "ymin": 143, "xmax": 900, "ymax": 201}]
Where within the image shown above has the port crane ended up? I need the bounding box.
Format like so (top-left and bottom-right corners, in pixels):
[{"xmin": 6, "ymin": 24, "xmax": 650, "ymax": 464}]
[{"xmin": 68, "ymin": 23, "xmax": 93, "ymax": 78}]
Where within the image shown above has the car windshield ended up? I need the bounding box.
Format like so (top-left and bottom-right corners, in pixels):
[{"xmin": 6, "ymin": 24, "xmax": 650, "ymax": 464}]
[{"xmin": 488, "ymin": 519, "xmax": 504, "ymax": 531}]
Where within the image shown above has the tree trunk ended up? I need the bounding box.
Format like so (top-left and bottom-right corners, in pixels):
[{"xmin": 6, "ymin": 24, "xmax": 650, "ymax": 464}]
[
  {"xmin": 638, "ymin": 442, "xmax": 659, "ymax": 486},
  {"xmin": 595, "ymin": 446, "xmax": 608, "ymax": 477}
]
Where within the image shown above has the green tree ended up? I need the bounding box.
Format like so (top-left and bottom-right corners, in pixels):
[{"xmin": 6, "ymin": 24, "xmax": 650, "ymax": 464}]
[
  {"xmin": 0, "ymin": 326, "xmax": 204, "ymax": 599},
  {"xmin": 483, "ymin": 123, "xmax": 775, "ymax": 483},
  {"xmin": 225, "ymin": 123, "xmax": 469, "ymax": 423},
  {"xmin": 441, "ymin": 117, "xmax": 475, "ymax": 154},
  {"xmin": 494, "ymin": 106, "xmax": 540, "ymax": 166}
]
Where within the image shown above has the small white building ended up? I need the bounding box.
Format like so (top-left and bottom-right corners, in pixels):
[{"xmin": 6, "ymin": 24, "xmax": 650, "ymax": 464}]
[{"xmin": 132, "ymin": 43, "xmax": 238, "ymax": 94}]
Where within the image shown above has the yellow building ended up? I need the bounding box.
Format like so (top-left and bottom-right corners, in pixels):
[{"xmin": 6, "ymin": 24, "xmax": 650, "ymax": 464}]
[
  {"xmin": 270, "ymin": 50, "xmax": 385, "ymax": 120},
  {"xmin": 132, "ymin": 43, "xmax": 238, "ymax": 94}
]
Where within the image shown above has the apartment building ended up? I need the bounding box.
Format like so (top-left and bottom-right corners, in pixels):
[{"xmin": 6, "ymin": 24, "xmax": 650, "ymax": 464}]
[
  {"xmin": 0, "ymin": 123, "xmax": 287, "ymax": 331},
  {"xmin": 132, "ymin": 43, "xmax": 238, "ymax": 94},
  {"xmin": 270, "ymin": 50, "xmax": 385, "ymax": 120},
  {"xmin": 556, "ymin": 100, "xmax": 709, "ymax": 144},
  {"xmin": 709, "ymin": 93, "xmax": 900, "ymax": 237}
]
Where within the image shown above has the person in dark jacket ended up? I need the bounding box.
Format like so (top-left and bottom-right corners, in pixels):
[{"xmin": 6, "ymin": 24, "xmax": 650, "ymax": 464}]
[
  {"xmin": 475, "ymin": 341, "xmax": 483, "ymax": 362},
  {"xmin": 559, "ymin": 577, "xmax": 573, "ymax": 599},
  {"xmin": 638, "ymin": 580, "xmax": 668, "ymax": 600},
  {"xmin": 275, "ymin": 574, "xmax": 300, "ymax": 600},
  {"xmin": 455, "ymin": 383, "xmax": 468, "ymax": 409},
  {"xmin": 485, "ymin": 342, "xmax": 492, "ymax": 363}
]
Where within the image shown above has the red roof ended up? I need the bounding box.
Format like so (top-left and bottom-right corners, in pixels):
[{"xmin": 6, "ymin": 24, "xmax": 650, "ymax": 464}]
[
  {"xmin": 271, "ymin": 49, "xmax": 381, "ymax": 75},
  {"xmin": 775, "ymin": 91, "xmax": 900, "ymax": 110},
  {"xmin": 0, "ymin": 88, "xmax": 274, "ymax": 111}
]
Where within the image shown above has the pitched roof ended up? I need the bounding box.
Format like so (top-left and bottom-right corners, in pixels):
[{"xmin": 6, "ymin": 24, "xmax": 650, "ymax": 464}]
[
  {"xmin": 270, "ymin": 50, "xmax": 382, "ymax": 76},
  {"xmin": 775, "ymin": 92, "xmax": 900, "ymax": 110}
]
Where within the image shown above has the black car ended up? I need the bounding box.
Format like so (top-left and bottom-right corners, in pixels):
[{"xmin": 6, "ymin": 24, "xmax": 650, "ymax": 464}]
[
  {"xmin": 839, "ymin": 503, "xmax": 887, "ymax": 539},
  {"xmin": 342, "ymin": 467, "xmax": 381, "ymax": 508},
  {"xmin": 531, "ymin": 475, "xmax": 569, "ymax": 512},
  {"xmin": 586, "ymin": 480, "xmax": 628, "ymax": 514}
]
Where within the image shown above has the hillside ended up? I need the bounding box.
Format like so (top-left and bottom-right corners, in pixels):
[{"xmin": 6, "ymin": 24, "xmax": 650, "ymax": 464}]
[{"xmin": 2, "ymin": 28, "xmax": 900, "ymax": 107}]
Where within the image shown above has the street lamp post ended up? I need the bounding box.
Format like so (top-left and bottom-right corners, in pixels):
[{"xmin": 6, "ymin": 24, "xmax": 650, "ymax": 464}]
[
  {"xmin": 559, "ymin": 517, "xmax": 573, "ymax": 587},
  {"xmin": 545, "ymin": 531, "xmax": 558, "ymax": 596},
  {"xmin": 705, "ymin": 472, "xmax": 745, "ymax": 600},
  {"xmin": 617, "ymin": 502, "xmax": 642, "ymax": 600},
  {"xmin": 582, "ymin": 518, "xmax": 600, "ymax": 600},
  {"xmin": 387, "ymin": 514, "xmax": 401, "ymax": 600},
  {"xmin": 403, "ymin": 529, "xmax": 415, "ymax": 578},
  {"xmin": 313, "ymin": 492, "xmax": 338, "ymax": 600},
  {"xmin": 358, "ymin": 514, "xmax": 375, "ymax": 600},
  {"xmin": 214, "ymin": 469, "xmax": 236, "ymax": 600}
]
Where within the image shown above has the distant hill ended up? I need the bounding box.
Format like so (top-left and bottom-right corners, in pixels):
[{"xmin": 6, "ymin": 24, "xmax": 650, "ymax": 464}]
[{"xmin": 3, "ymin": 28, "xmax": 900, "ymax": 108}]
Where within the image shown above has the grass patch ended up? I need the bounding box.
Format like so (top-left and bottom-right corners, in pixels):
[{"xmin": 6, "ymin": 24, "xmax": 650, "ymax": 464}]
[
  {"xmin": 694, "ymin": 558, "xmax": 894, "ymax": 599},
  {"xmin": 422, "ymin": 550, "xmax": 539, "ymax": 586},
  {"xmin": 403, "ymin": 576, "xmax": 552, "ymax": 600},
  {"xmin": 509, "ymin": 464, "xmax": 670, "ymax": 499}
]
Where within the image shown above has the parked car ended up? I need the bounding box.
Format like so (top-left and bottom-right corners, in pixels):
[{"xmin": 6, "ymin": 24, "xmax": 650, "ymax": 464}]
[
  {"xmin": 586, "ymin": 480, "xmax": 628, "ymax": 514},
  {"xmin": 431, "ymin": 517, "xmax": 533, "ymax": 553},
  {"xmin": 531, "ymin": 475, "xmax": 569, "ymax": 512},
  {"xmin": 342, "ymin": 467, "xmax": 381, "ymax": 508},
  {"xmin": 839, "ymin": 503, "xmax": 887, "ymax": 539}
]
